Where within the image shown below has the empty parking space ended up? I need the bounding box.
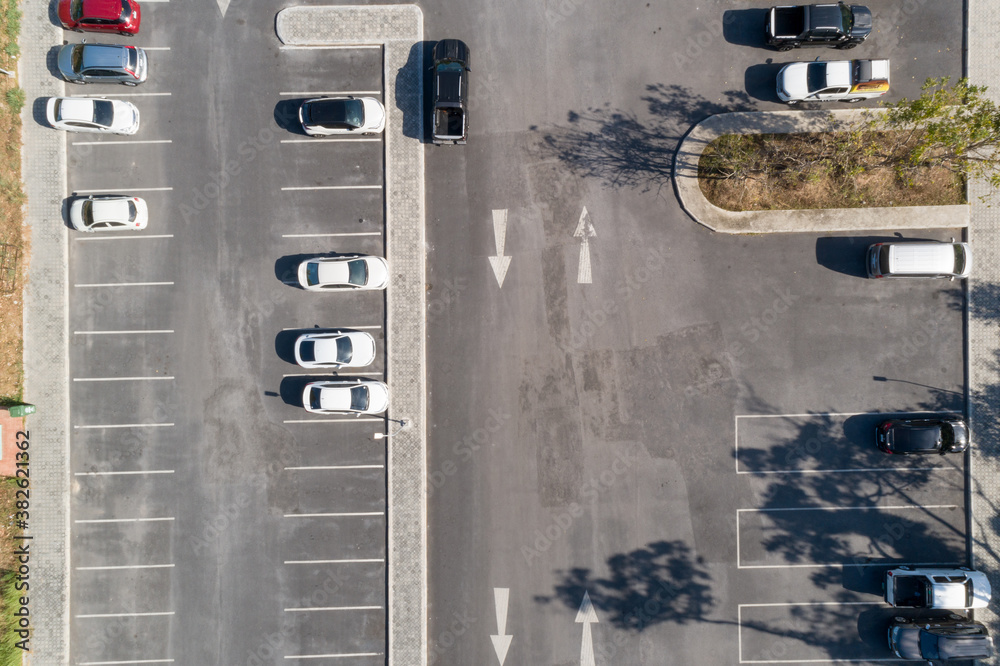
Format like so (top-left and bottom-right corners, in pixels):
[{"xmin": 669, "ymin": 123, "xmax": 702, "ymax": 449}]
[
  {"xmin": 274, "ymin": 48, "xmax": 383, "ymax": 99},
  {"xmin": 738, "ymin": 602, "xmax": 897, "ymax": 663},
  {"xmin": 273, "ymin": 189, "xmax": 384, "ymax": 233},
  {"xmin": 280, "ymin": 516, "xmax": 386, "ymax": 564}
]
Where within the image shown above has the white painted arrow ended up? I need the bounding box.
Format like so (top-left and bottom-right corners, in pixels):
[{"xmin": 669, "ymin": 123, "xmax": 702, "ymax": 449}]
[
  {"xmin": 488, "ymin": 209, "xmax": 511, "ymax": 288},
  {"xmin": 576, "ymin": 591, "xmax": 598, "ymax": 666},
  {"xmin": 215, "ymin": 0, "xmax": 231, "ymax": 17},
  {"xmin": 574, "ymin": 207, "xmax": 596, "ymax": 284},
  {"xmin": 490, "ymin": 587, "xmax": 512, "ymax": 664}
]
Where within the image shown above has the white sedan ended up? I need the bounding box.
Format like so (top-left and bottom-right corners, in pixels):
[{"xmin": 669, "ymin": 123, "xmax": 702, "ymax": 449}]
[
  {"xmin": 46, "ymin": 97, "xmax": 139, "ymax": 135},
  {"xmin": 297, "ymin": 255, "xmax": 389, "ymax": 291},
  {"xmin": 301, "ymin": 379, "xmax": 389, "ymax": 415},
  {"xmin": 298, "ymin": 96, "xmax": 386, "ymax": 136},
  {"xmin": 68, "ymin": 195, "xmax": 148, "ymax": 232},
  {"xmin": 294, "ymin": 330, "xmax": 377, "ymax": 369}
]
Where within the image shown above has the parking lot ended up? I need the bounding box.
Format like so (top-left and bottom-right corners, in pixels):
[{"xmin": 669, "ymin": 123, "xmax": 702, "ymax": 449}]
[{"xmin": 65, "ymin": 13, "xmax": 393, "ymax": 662}]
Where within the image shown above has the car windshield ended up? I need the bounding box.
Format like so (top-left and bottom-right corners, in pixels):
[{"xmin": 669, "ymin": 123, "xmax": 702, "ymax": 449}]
[
  {"xmin": 70, "ymin": 0, "xmax": 83, "ymax": 20},
  {"xmin": 81, "ymin": 201, "xmax": 94, "ymax": 227},
  {"xmin": 350, "ymin": 386, "xmax": 369, "ymax": 411},
  {"xmin": 309, "ymin": 388, "xmax": 323, "ymax": 411},
  {"xmin": 806, "ymin": 63, "xmax": 828, "ymax": 93},
  {"xmin": 347, "ymin": 259, "xmax": 367, "ymax": 286},
  {"xmin": 91, "ymin": 100, "xmax": 114, "ymax": 127},
  {"xmin": 438, "ymin": 62, "xmax": 464, "ymax": 72},
  {"xmin": 120, "ymin": 0, "xmax": 132, "ymax": 18},
  {"xmin": 335, "ymin": 337, "xmax": 352, "ymax": 364},
  {"xmin": 309, "ymin": 99, "xmax": 364, "ymax": 129},
  {"xmin": 919, "ymin": 632, "xmax": 941, "ymax": 660},
  {"xmin": 941, "ymin": 423, "xmax": 955, "ymax": 448},
  {"xmin": 127, "ymin": 200, "xmax": 137, "ymax": 221},
  {"xmin": 840, "ymin": 3, "xmax": 853, "ymax": 30},
  {"xmin": 298, "ymin": 340, "xmax": 316, "ymax": 363},
  {"xmin": 127, "ymin": 47, "xmax": 137, "ymax": 73},
  {"xmin": 306, "ymin": 262, "xmax": 320, "ymax": 286},
  {"xmin": 71, "ymin": 44, "xmax": 85, "ymax": 74}
]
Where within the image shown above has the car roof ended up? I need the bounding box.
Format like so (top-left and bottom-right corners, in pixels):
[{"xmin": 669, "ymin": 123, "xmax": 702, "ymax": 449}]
[
  {"xmin": 57, "ymin": 98, "xmax": 96, "ymax": 122},
  {"xmin": 89, "ymin": 198, "xmax": 131, "ymax": 223},
  {"xmin": 824, "ymin": 61, "xmax": 852, "ymax": 88},
  {"xmin": 316, "ymin": 260, "xmax": 351, "ymax": 285},
  {"xmin": 937, "ymin": 634, "xmax": 994, "ymax": 659},
  {"xmin": 888, "ymin": 243, "xmax": 961, "ymax": 275},
  {"xmin": 80, "ymin": 43, "xmax": 129, "ymax": 68},
  {"xmin": 81, "ymin": 0, "xmax": 123, "ymax": 20},
  {"xmin": 892, "ymin": 423, "xmax": 942, "ymax": 451},
  {"xmin": 305, "ymin": 98, "xmax": 361, "ymax": 125}
]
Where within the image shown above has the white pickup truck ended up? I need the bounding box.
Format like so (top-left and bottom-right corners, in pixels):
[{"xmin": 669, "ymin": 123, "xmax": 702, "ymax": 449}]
[
  {"xmin": 777, "ymin": 58, "xmax": 889, "ymax": 104},
  {"xmin": 884, "ymin": 567, "xmax": 992, "ymax": 610}
]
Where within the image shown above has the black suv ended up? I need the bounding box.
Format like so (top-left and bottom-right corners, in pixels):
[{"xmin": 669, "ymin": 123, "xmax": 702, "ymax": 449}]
[
  {"xmin": 888, "ymin": 615, "xmax": 993, "ymax": 661},
  {"xmin": 431, "ymin": 39, "xmax": 469, "ymax": 145},
  {"xmin": 875, "ymin": 416, "xmax": 969, "ymax": 455}
]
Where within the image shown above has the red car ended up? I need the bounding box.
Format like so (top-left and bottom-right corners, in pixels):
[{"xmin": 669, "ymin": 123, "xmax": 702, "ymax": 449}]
[{"xmin": 58, "ymin": 0, "xmax": 141, "ymax": 35}]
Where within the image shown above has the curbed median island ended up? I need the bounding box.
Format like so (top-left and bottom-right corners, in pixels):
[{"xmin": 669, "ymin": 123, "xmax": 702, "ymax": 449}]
[{"xmin": 673, "ymin": 78, "xmax": 1000, "ymax": 233}]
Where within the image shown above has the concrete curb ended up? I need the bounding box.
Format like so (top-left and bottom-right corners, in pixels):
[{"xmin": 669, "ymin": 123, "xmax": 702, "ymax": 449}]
[
  {"xmin": 673, "ymin": 109, "xmax": 970, "ymax": 234},
  {"xmin": 278, "ymin": 6, "xmax": 426, "ymax": 666}
]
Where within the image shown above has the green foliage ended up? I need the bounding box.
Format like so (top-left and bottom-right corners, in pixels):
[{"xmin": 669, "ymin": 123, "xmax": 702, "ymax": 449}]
[
  {"xmin": 871, "ymin": 77, "xmax": 1000, "ymax": 192},
  {"xmin": 3, "ymin": 88, "xmax": 21, "ymax": 115}
]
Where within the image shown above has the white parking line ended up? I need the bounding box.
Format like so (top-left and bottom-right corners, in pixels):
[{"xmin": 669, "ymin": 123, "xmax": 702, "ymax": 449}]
[
  {"xmin": 283, "ymin": 605, "xmax": 382, "ymax": 612},
  {"xmin": 75, "ymin": 611, "xmax": 175, "ymax": 618},
  {"xmin": 74, "ymin": 517, "xmax": 174, "ymax": 524},
  {"xmin": 281, "ymin": 325, "xmax": 382, "ymax": 331},
  {"xmin": 73, "ymin": 376, "xmax": 173, "ymax": 382},
  {"xmin": 71, "ymin": 140, "xmax": 172, "ymax": 146},
  {"xmin": 739, "ymin": 504, "xmax": 959, "ymax": 513},
  {"xmin": 74, "ymin": 469, "xmax": 174, "ymax": 476},
  {"xmin": 282, "ymin": 372, "xmax": 382, "ymax": 378},
  {"xmin": 77, "ymin": 660, "xmax": 174, "ymax": 665},
  {"xmin": 74, "ymin": 329, "xmax": 174, "ymax": 335},
  {"xmin": 284, "ymin": 654, "xmax": 382, "ymax": 660},
  {"xmin": 73, "ymin": 93, "xmax": 171, "ymax": 98},
  {"xmin": 280, "ymin": 185, "xmax": 382, "ymax": 191},
  {"xmin": 281, "ymin": 232, "xmax": 382, "ymax": 238},
  {"xmin": 74, "ymin": 423, "xmax": 174, "ymax": 430},
  {"xmin": 741, "ymin": 466, "xmax": 954, "ymax": 475},
  {"xmin": 284, "ymin": 465, "xmax": 384, "ymax": 471},
  {"xmin": 283, "ymin": 512, "xmax": 383, "ymax": 518},
  {"xmin": 281, "ymin": 138, "xmax": 381, "ymax": 144},
  {"xmin": 279, "ymin": 90, "xmax": 381, "ymax": 96},
  {"xmin": 75, "ymin": 235, "xmax": 174, "ymax": 241},
  {"xmin": 73, "ymin": 187, "xmax": 172, "ymax": 193},
  {"xmin": 284, "ymin": 558, "xmax": 384, "ymax": 565},
  {"xmin": 139, "ymin": 46, "xmax": 171, "ymax": 50},
  {"xmin": 75, "ymin": 563, "xmax": 174, "ymax": 570},
  {"xmin": 737, "ymin": 602, "xmax": 889, "ymax": 664},
  {"xmin": 74, "ymin": 281, "xmax": 173, "ymax": 288},
  {"xmin": 282, "ymin": 418, "xmax": 381, "ymax": 424},
  {"xmin": 279, "ymin": 44, "xmax": 381, "ymax": 49}
]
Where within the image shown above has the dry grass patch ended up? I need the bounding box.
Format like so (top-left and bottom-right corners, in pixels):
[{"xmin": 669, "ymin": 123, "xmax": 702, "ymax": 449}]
[{"xmin": 699, "ymin": 132, "xmax": 966, "ymax": 212}]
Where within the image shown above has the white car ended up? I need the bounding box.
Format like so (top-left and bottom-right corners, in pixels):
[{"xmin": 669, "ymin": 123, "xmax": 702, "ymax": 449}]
[
  {"xmin": 298, "ymin": 97, "xmax": 386, "ymax": 136},
  {"xmin": 68, "ymin": 195, "xmax": 148, "ymax": 232},
  {"xmin": 46, "ymin": 97, "xmax": 139, "ymax": 134},
  {"xmin": 297, "ymin": 255, "xmax": 389, "ymax": 291},
  {"xmin": 301, "ymin": 379, "xmax": 389, "ymax": 415},
  {"xmin": 294, "ymin": 330, "xmax": 377, "ymax": 369},
  {"xmin": 884, "ymin": 567, "xmax": 992, "ymax": 610}
]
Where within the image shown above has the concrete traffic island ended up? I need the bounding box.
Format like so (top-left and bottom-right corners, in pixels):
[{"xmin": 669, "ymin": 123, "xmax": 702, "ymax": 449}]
[
  {"xmin": 673, "ymin": 109, "xmax": 970, "ymax": 234},
  {"xmin": 278, "ymin": 6, "xmax": 426, "ymax": 666}
]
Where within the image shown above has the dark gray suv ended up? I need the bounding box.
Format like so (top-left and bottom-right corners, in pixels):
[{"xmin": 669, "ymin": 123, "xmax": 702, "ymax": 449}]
[
  {"xmin": 888, "ymin": 615, "xmax": 993, "ymax": 661},
  {"xmin": 57, "ymin": 43, "xmax": 147, "ymax": 85}
]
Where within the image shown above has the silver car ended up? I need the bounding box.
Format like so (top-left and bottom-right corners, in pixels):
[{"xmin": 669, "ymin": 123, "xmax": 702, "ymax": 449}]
[
  {"xmin": 294, "ymin": 330, "xmax": 377, "ymax": 369},
  {"xmin": 57, "ymin": 43, "xmax": 148, "ymax": 85},
  {"xmin": 46, "ymin": 97, "xmax": 139, "ymax": 135}
]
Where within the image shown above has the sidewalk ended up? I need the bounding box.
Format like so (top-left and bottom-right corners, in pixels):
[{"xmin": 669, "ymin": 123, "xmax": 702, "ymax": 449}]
[{"xmin": 967, "ymin": 0, "xmax": 1000, "ymax": 659}]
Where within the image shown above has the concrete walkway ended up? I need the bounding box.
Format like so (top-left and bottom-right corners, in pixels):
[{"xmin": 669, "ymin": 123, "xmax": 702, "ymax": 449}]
[
  {"xmin": 276, "ymin": 7, "xmax": 426, "ymax": 666},
  {"xmin": 673, "ymin": 108, "xmax": 970, "ymax": 233}
]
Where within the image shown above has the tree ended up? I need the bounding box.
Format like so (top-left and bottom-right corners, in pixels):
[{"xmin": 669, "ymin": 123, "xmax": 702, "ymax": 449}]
[{"xmin": 869, "ymin": 77, "xmax": 1000, "ymax": 191}]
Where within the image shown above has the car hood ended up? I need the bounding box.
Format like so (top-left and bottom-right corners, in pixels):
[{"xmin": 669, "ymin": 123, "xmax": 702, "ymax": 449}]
[
  {"xmin": 366, "ymin": 257, "xmax": 389, "ymax": 288},
  {"xmin": 57, "ymin": 44, "xmax": 78, "ymax": 78},
  {"xmin": 365, "ymin": 381, "xmax": 389, "ymax": 414},
  {"xmin": 361, "ymin": 98, "xmax": 386, "ymax": 131},
  {"xmin": 777, "ymin": 62, "xmax": 811, "ymax": 99},
  {"xmin": 890, "ymin": 626, "xmax": 922, "ymax": 659},
  {"xmin": 968, "ymin": 571, "xmax": 992, "ymax": 608}
]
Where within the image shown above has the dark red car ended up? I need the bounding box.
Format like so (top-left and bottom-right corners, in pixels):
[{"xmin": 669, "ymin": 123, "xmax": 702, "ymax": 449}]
[{"xmin": 58, "ymin": 0, "xmax": 141, "ymax": 35}]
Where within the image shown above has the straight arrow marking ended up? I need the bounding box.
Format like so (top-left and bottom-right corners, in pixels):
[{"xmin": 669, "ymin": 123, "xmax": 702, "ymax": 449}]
[
  {"xmin": 489, "ymin": 209, "xmax": 511, "ymax": 288},
  {"xmin": 574, "ymin": 207, "xmax": 596, "ymax": 284},
  {"xmin": 576, "ymin": 591, "xmax": 599, "ymax": 666},
  {"xmin": 490, "ymin": 587, "xmax": 512, "ymax": 664}
]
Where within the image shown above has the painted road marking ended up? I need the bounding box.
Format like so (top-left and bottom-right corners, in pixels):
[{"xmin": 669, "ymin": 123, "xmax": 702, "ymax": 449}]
[
  {"xmin": 73, "ymin": 376, "xmax": 174, "ymax": 382},
  {"xmin": 74, "ymin": 517, "xmax": 174, "ymax": 524},
  {"xmin": 282, "ymin": 512, "xmax": 383, "ymax": 518},
  {"xmin": 280, "ymin": 185, "xmax": 382, "ymax": 191},
  {"xmin": 284, "ymin": 465, "xmax": 384, "ymax": 471},
  {"xmin": 281, "ymin": 138, "xmax": 381, "ymax": 144},
  {"xmin": 488, "ymin": 209, "xmax": 511, "ymax": 288},
  {"xmin": 72, "ymin": 140, "xmax": 172, "ymax": 146},
  {"xmin": 284, "ymin": 558, "xmax": 384, "ymax": 565},
  {"xmin": 75, "ymin": 563, "xmax": 174, "ymax": 571},
  {"xmin": 574, "ymin": 206, "xmax": 596, "ymax": 284},
  {"xmin": 281, "ymin": 325, "xmax": 382, "ymax": 331},
  {"xmin": 282, "ymin": 418, "xmax": 381, "ymax": 424},
  {"xmin": 283, "ymin": 605, "xmax": 382, "ymax": 612},
  {"xmin": 77, "ymin": 660, "xmax": 174, "ymax": 665},
  {"xmin": 75, "ymin": 329, "xmax": 174, "ymax": 335},
  {"xmin": 75, "ymin": 235, "xmax": 174, "ymax": 241},
  {"xmin": 75, "ymin": 470, "xmax": 175, "ymax": 476},
  {"xmin": 73, "ymin": 92, "xmax": 171, "ymax": 97},
  {"xmin": 576, "ymin": 591, "xmax": 598, "ymax": 666},
  {"xmin": 74, "ymin": 281, "xmax": 173, "ymax": 288},
  {"xmin": 74, "ymin": 423, "xmax": 173, "ymax": 430},
  {"xmin": 283, "ymin": 653, "xmax": 383, "ymax": 660},
  {"xmin": 73, "ymin": 187, "xmax": 172, "ymax": 193},
  {"xmin": 282, "ymin": 371, "xmax": 383, "ymax": 378},
  {"xmin": 281, "ymin": 232, "xmax": 381, "ymax": 238},
  {"xmin": 490, "ymin": 587, "xmax": 512, "ymax": 665},
  {"xmin": 75, "ymin": 611, "xmax": 174, "ymax": 618},
  {"xmin": 280, "ymin": 90, "xmax": 381, "ymax": 96},
  {"xmin": 279, "ymin": 43, "xmax": 382, "ymax": 49}
]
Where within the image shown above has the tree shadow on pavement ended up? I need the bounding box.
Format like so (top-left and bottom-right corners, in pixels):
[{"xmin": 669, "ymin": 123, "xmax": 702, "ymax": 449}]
[{"xmin": 533, "ymin": 84, "xmax": 755, "ymax": 194}]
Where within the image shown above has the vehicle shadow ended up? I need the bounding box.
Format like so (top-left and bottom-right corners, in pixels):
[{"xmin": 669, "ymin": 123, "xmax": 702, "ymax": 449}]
[
  {"xmin": 33, "ymin": 96, "xmax": 50, "ymax": 129},
  {"xmin": 393, "ymin": 40, "xmax": 432, "ymax": 142},
  {"xmin": 744, "ymin": 62, "xmax": 786, "ymax": 104},
  {"xmin": 46, "ymin": 45, "xmax": 64, "ymax": 81},
  {"xmin": 274, "ymin": 328, "xmax": 315, "ymax": 365},
  {"xmin": 279, "ymin": 375, "xmax": 312, "ymax": 407},
  {"xmin": 815, "ymin": 235, "xmax": 902, "ymax": 278},
  {"xmin": 274, "ymin": 99, "xmax": 306, "ymax": 135},
  {"xmin": 722, "ymin": 9, "xmax": 769, "ymax": 49}
]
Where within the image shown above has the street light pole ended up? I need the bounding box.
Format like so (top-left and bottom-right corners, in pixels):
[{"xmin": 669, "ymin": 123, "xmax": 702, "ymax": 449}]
[{"xmin": 373, "ymin": 418, "xmax": 409, "ymax": 440}]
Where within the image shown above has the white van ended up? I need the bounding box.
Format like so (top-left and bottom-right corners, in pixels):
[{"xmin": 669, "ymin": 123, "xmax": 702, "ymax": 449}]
[{"xmin": 866, "ymin": 241, "xmax": 971, "ymax": 279}]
